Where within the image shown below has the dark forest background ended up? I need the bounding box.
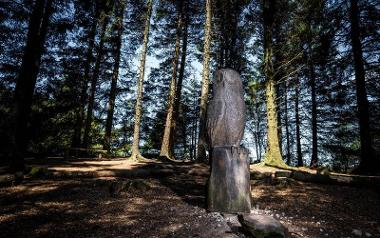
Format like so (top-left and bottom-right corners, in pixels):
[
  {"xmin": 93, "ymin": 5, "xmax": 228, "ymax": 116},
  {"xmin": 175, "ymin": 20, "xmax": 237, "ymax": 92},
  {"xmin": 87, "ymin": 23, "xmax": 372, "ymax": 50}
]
[{"xmin": 0, "ymin": 0, "xmax": 379, "ymax": 174}]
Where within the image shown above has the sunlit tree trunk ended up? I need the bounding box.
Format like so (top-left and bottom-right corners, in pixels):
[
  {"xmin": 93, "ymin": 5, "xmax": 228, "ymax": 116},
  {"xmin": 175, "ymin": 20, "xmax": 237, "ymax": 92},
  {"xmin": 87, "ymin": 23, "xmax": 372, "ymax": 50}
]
[
  {"xmin": 262, "ymin": 0, "xmax": 286, "ymax": 168},
  {"xmin": 197, "ymin": 0, "xmax": 212, "ymax": 161},
  {"xmin": 103, "ymin": 1, "xmax": 126, "ymax": 152},
  {"xmin": 349, "ymin": 0, "xmax": 378, "ymax": 174},
  {"xmin": 129, "ymin": 0, "xmax": 153, "ymax": 160},
  {"xmin": 160, "ymin": 1, "xmax": 184, "ymax": 160},
  {"xmin": 82, "ymin": 14, "xmax": 110, "ymax": 149},
  {"xmin": 160, "ymin": 3, "xmax": 182, "ymax": 159},
  {"xmin": 11, "ymin": 0, "xmax": 53, "ymax": 171},
  {"xmin": 295, "ymin": 76, "xmax": 303, "ymax": 166}
]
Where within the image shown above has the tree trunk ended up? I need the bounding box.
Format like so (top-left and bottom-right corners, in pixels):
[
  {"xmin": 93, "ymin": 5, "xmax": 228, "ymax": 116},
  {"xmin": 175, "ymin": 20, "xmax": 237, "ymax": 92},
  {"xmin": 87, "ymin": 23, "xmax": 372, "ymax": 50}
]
[
  {"xmin": 103, "ymin": 1, "xmax": 126, "ymax": 152},
  {"xmin": 262, "ymin": 0, "xmax": 286, "ymax": 168},
  {"xmin": 82, "ymin": 15, "xmax": 110, "ymax": 149},
  {"xmin": 295, "ymin": 77, "xmax": 303, "ymax": 167},
  {"xmin": 284, "ymin": 80, "xmax": 291, "ymax": 165},
  {"xmin": 276, "ymin": 84, "xmax": 283, "ymax": 156},
  {"xmin": 197, "ymin": 0, "xmax": 212, "ymax": 161},
  {"xmin": 307, "ymin": 27, "xmax": 318, "ymax": 168},
  {"xmin": 255, "ymin": 102, "xmax": 262, "ymax": 162},
  {"xmin": 191, "ymin": 90, "xmax": 198, "ymax": 160},
  {"xmin": 178, "ymin": 17, "xmax": 189, "ymax": 157},
  {"xmin": 180, "ymin": 105, "xmax": 188, "ymax": 157},
  {"xmin": 72, "ymin": 2, "xmax": 100, "ymax": 149},
  {"xmin": 309, "ymin": 58, "xmax": 318, "ymax": 168},
  {"xmin": 349, "ymin": 0, "xmax": 378, "ymax": 174},
  {"xmin": 11, "ymin": 0, "xmax": 53, "ymax": 171},
  {"xmin": 130, "ymin": 0, "xmax": 153, "ymax": 160},
  {"xmin": 159, "ymin": 1, "xmax": 184, "ymax": 160},
  {"xmin": 168, "ymin": 1, "xmax": 189, "ymax": 158}
]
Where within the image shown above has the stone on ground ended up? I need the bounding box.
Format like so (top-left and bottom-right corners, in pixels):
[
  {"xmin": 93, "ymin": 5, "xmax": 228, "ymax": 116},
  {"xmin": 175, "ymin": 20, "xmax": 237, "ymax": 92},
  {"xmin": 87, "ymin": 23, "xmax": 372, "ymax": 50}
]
[
  {"xmin": 223, "ymin": 213, "xmax": 242, "ymax": 233},
  {"xmin": 238, "ymin": 213, "xmax": 288, "ymax": 238},
  {"xmin": 274, "ymin": 171, "xmax": 292, "ymax": 178}
]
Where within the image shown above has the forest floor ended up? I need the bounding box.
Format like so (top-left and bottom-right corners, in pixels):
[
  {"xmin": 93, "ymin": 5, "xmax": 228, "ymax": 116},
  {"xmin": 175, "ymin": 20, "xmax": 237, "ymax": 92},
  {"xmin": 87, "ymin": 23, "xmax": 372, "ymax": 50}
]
[{"xmin": 0, "ymin": 158, "xmax": 379, "ymax": 238}]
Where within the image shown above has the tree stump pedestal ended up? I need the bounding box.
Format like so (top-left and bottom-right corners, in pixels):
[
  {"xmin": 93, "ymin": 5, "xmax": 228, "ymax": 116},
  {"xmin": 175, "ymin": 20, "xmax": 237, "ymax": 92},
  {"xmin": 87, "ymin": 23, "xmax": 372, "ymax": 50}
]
[{"xmin": 208, "ymin": 146, "xmax": 251, "ymax": 213}]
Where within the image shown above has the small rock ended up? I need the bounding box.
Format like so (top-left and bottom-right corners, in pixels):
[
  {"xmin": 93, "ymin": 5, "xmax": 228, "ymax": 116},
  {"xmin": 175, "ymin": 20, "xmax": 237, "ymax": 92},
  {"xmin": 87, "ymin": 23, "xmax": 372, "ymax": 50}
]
[
  {"xmin": 130, "ymin": 179, "xmax": 151, "ymax": 191},
  {"xmin": 109, "ymin": 181, "xmax": 129, "ymax": 197},
  {"xmin": 352, "ymin": 229, "xmax": 362, "ymax": 236},
  {"xmin": 238, "ymin": 214, "xmax": 288, "ymax": 238},
  {"xmin": 301, "ymin": 227, "xmax": 308, "ymax": 231},
  {"xmin": 365, "ymin": 232, "xmax": 372, "ymax": 237},
  {"xmin": 275, "ymin": 171, "xmax": 292, "ymax": 178}
]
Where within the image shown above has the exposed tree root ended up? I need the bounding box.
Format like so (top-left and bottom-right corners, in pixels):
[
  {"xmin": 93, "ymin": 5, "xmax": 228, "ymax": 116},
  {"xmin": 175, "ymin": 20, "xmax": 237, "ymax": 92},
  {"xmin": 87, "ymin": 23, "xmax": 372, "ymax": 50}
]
[
  {"xmin": 126, "ymin": 153, "xmax": 150, "ymax": 162},
  {"xmin": 159, "ymin": 154, "xmax": 182, "ymax": 163},
  {"xmin": 264, "ymin": 158, "xmax": 290, "ymax": 170}
]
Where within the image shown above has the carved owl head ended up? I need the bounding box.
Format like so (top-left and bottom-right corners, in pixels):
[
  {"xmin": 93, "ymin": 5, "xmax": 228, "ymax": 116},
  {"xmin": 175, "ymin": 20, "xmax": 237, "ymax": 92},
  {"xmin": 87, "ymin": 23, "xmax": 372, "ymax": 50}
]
[{"xmin": 213, "ymin": 69, "xmax": 243, "ymax": 100}]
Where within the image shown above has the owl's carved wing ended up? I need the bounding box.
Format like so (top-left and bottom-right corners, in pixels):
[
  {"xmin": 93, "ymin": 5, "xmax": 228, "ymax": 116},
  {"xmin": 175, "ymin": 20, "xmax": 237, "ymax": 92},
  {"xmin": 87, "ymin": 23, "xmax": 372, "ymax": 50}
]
[
  {"xmin": 226, "ymin": 99, "xmax": 245, "ymax": 146},
  {"xmin": 207, "ymin": 100, "xmax": 226, "ymax": 147}
]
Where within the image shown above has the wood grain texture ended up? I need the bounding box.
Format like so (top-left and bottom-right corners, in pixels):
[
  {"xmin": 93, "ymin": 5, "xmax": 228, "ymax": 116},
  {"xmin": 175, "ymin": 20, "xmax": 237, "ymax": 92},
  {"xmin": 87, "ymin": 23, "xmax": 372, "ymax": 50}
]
[{"xmin": 206, "ymin": 69, "xmax": 251, "ymax": 213}]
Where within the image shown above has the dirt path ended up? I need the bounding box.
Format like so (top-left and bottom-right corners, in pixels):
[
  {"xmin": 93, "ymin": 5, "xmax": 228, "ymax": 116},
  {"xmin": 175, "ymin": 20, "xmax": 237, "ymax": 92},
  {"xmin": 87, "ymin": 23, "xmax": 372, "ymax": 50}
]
[{"xmin": 0, "ymin": 159, "xmax": 379, "ymax": 238}]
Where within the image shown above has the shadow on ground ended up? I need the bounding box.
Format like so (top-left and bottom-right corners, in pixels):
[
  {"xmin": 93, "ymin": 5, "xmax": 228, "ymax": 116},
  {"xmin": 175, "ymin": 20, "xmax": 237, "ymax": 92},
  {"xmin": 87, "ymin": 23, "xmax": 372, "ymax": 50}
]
[
  {"xmin": 0, "ymin": 159, "xmax": 234, "ymax": 238},
  {"xmin": 1, "ymin": 158, "xmax": 379, "ymax": 238}
]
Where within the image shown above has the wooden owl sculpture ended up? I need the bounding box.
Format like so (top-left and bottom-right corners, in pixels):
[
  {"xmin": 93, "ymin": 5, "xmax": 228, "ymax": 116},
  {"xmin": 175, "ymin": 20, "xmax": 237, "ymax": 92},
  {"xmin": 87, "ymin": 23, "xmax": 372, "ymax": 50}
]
[{"xmin": 207, "ymin": 69, "xmax": 246, "ymax": 148}]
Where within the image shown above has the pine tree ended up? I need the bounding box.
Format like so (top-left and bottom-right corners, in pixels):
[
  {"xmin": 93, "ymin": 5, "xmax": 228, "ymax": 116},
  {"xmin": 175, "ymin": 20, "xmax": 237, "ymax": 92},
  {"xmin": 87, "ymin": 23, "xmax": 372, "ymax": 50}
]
[
  {"xmin": 129, "ymin": 0, "xmax": 153, "ymax": 161},
  {"xmin": 72, "ymin": 1, "xmax": 101, "ymax": 149},
  {"xmin": 262, "ymin": 0, "xmax": 287, "ymax": 168},
  {"xmin": 103, "ymin": 0, "xmax": 126, "ymax": 152},
  {"xmin": 11, "ymin": 0, "xmax": 54, "ymax": 171},
  {"xmin": 160, "ymin": 0, "xmax": 185, "ymax": 160},
  {"xmin": 349, "ymin": 0, "xmax": 379, "ymax": 174},
  {"xmin": 83, "ymin": 1, "xmax": 113, "ymax": 149},
  {"xmin": 197, "ymin": 0, "xmax": 212, "ymax": 161}
]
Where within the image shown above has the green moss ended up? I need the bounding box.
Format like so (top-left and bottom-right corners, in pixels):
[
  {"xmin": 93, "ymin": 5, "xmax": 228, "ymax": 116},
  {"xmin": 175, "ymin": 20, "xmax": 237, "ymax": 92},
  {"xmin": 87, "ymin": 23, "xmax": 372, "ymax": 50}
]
[
  {"xmin": 264, "ymin": 152, "xmax": 289, "ymax": 169},
  {"xmin": 28, "ymin": 167, "xmax": 51, "ymax": 178}
]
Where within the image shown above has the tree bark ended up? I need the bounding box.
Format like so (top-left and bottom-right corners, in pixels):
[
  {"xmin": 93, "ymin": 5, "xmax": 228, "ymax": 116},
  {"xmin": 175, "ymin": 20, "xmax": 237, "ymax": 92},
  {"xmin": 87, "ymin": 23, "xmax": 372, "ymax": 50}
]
[
  {"xmin": 129, "ymin": 0, "xmax": 153, "ymax": 160},
  {"xmin": 166, "ymin": 0, "xmax": 189, "ymax": 159},
  {"xmin": 349, "ymin": 0, "xmax": 378, "ymax": 174},
  {"xmin": 82, "ymin": 14, "xmax": 110, "ymax": 149},
  {"xmin": 309, "ymin": 58, "xmax": 318, "ymax": 168},
  {"xmin": 295, "ymin": 76, "xmax": 303, "ymax": 167},
  {"xmin": 197, "ymin": 0, "xmax": 212, "ymax": 161},
  {"xmin": 176, "ymin": 6, "xmax": 189, "ymax": 157},
  {"xmin": 11, "ymin": 0, "xmax": 53, "ymax": 171},
  {"xmin": 253, "ymin": 101, "xmax": 260, "ymax": 162},
  {"xmin": 255, "ymin": 102, "xmax": 262, "ymax": 162},
  {"xmin": 284, "ymin": 80, "xmax": 291, "ymax": 165},
  {"xmin": 262, "ymin": 0, "xmax": 286, "ymax": 168},
  {"xmin": 159, "ymin": 1, "xmax": 184, "ymax": 160},
  {"xmin": 103, "ymin": 1, "xmax": 126, "ymax": 152},
  {"xmin": 307, "ymin": 28, "xmax": 318, "ymax": 168}
]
